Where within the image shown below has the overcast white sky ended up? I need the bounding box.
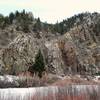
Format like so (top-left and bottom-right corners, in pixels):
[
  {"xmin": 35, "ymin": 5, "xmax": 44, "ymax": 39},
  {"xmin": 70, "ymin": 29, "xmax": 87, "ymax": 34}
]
[{"xmin": 0, "ymin": 0, "xmax": 100, "ymax": 23}]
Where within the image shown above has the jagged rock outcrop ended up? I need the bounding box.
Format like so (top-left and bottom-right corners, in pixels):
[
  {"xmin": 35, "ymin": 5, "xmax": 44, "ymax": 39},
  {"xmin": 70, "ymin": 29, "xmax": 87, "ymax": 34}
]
[
  {"xmin": 45, "ymin": 13, "xmax": 100, "ymax": 76},
  {"xmin": 0, "ymin": 33, "xmax": 40, "ymax": 74}
]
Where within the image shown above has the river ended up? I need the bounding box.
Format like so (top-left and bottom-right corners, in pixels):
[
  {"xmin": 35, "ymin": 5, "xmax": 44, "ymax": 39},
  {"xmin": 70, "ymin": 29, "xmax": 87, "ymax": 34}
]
[{"xmin": 0, "ymin": 85, "xmax": 99, "ymax": 100}]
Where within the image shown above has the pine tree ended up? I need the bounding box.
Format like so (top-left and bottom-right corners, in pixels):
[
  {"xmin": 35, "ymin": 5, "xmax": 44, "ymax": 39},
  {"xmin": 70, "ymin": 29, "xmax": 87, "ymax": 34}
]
[
  {"xmin": 28, "ymin": 50, "xmax": 45, "ymax": 78},
  {"xmin": 15, "ymin": 10, "xmax": 20, "ymax": 18},
  {"xmin": 9, "ymin": 12, "xmax": 15, "ymax": 24},
  {"xmin": 34, "ymin": 17, "xmax": 41, "ymax": 31}
]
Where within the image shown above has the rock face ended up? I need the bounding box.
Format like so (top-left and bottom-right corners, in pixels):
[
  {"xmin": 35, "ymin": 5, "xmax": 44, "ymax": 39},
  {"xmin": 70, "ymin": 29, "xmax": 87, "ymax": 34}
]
[
  {"xmin": 0, "ymin": 33, "xmax": 41, "ymax": 74},
  {"xmin": 0, "ymin": 12, "xmax": 99, "ymax": 76}
]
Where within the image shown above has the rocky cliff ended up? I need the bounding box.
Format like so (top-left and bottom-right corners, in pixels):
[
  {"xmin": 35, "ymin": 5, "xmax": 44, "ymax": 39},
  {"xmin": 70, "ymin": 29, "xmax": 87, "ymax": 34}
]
[{"xmin": 0, "ymin": 12, "xmax": 99, "ymax": 77}]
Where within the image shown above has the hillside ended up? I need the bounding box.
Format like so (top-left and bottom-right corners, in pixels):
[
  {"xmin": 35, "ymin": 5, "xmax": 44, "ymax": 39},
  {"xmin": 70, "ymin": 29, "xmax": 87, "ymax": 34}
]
[{"xmin": 0, "ymin": 11, "xmax": 99, "ymax": 86}]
